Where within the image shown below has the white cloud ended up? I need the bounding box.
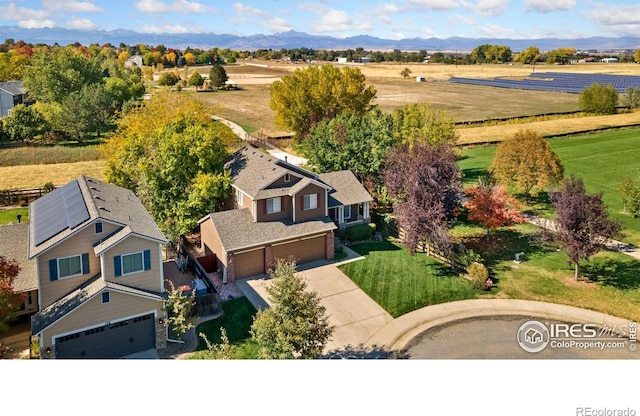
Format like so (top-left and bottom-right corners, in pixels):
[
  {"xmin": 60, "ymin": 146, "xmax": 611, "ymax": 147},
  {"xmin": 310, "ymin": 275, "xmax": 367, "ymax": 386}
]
[
  {"xmin": 265, "ymin": 17, "xmax": 292, "ymax": 32},
  {"xmin": 66, "ymin": 17, "xmax": 98, "ymax": 30},
  {"xmin": 475, "ymin": 23, "xmax": 517, "ymax": 38},
  {"xmin": 141, "ymin": 23, "xmax": 193, "ymax": 33},
  {"xmin": 234, "ymin": 2, "xmax": 266, "ymax": 17},
  {"xmin": 42, "ymin": 0, "xmax": 104, "ymax": 13},
  {"xmin": 18, "ymin": 18, "xmax": 56, "ymax": 29},
  {"xmin": 381, "ymin": 3, "xmax": 401, "ymax": 13},
  {"xmin": 587, "ymin": 4, "xmax": 640, "ymax": 25},
  {"xmin": 524, "ymin": 0, "xmax": 575, "ymax": 13},
  {"xmin": 1, "ymin": 3, "xmax": 50, "ymax": 20},
  {"xmin": 135, "ymin": 0, "xmax": 214, "ymax": 14},
  {"xmin": 454, "ymin": 13, "xmax": 476, "ymax": 25},
  {"xmin": 461, "ymin": 0, "xmax": 509, "ymax": 16},
  {"xmin": 312, "ymin": 8, "xmax": 374, "ymax": 33},
  {"xmin": 407, "ymin": 0, "xmax": 459, "ymax": 11}
]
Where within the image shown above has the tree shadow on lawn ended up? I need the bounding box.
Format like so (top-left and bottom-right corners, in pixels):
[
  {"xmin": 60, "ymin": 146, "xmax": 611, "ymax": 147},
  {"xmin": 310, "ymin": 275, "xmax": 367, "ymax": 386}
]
[
  {"xmin": 347, "ymin": 240, "xmax": 402, "ymax": 256},
  {"xmin": 582, "ymin": 258, "xmax": 640, "ymax": 290},
  {"xmin": 461, "ymin": 167, "xmax": 489, "ymax": 185}
]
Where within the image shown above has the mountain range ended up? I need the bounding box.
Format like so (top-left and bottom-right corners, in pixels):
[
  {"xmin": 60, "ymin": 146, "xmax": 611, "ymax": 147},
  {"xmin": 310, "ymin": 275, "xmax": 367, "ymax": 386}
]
[{"xmin": 1, "ymin": 26, "xmax": 639, "ymax": 52}]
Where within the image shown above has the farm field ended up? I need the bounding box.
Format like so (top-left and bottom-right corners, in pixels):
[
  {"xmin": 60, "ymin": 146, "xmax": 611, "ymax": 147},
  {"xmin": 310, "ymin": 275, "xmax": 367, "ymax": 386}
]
[
  {"xmin": 458, "ymin": 128, "xmax": 640, "ymax": 245},
  {"xmin": 0, "ymin": 160, "xmax": 105, "ymax": 189}
]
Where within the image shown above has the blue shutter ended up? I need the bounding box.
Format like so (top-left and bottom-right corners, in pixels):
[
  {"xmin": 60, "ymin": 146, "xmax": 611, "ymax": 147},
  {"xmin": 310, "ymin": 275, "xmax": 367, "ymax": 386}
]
[
  {"xmin": 82, "ymin": 253, "xmax": 90, "ymax": 274},
  {"xmin": 95, "ymin": 222, "xmax": 103, "ymax": 233},
  {"xmin": 143, "ymin": 250, "xmax": 151, "ymax": 271},
  {"xmin": 114, "ymin": 255, "xmax": 121, "ymax": 277},
  {"xmin": 49, "ymin": 259, "xmax": 58, "ymax": 281}
]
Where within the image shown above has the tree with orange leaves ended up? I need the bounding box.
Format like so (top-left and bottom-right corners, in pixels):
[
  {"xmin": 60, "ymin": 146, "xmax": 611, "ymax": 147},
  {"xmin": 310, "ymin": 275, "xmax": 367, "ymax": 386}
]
[{"xmin": 464, "ymin": 179, "xmax": 525, "ymax": 240}]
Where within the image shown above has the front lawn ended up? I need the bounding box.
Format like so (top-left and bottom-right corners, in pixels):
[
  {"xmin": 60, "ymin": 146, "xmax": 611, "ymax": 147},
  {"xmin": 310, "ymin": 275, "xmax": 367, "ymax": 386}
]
[
  {"xmin": 338, "ymin": 240, "xmax": 478, "ymax": 318},
  {"xmin": 189, "ymin": 296, "xmax": 260, "ymax": 359}
]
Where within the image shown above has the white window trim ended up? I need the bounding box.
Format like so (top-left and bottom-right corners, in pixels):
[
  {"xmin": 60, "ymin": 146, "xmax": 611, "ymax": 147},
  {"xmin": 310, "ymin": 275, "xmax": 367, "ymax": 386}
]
[
  {"xmin": 304, "ymin": 193, "xmax": 318, "ymax": 210},
  {"xmin": 236, "ymin": 188, "xmax": 243, "ymax": 206},
  {"xmin": 57, "ymin": 255, "xmax": 83, "ymax": 280},
  {"xmin": 121, "ymin": 251, "xmax": 144, "ymax": 276},
  {"xmin": 266, "ymin": 197, "xmax": 281, "ymax": 214}
]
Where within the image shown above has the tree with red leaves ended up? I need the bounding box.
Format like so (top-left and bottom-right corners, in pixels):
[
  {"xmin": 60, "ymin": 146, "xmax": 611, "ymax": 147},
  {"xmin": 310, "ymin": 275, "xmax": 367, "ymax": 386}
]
[
  {"xmin": 0, "ymin": 256, "xmax": 24, "ymax": 332},
  {"xmin": 384, "ymin": 142, "xmax": 463, "ymax": 256},
  {"xmin": 549, "ymin": 175, "xmax": 624, "ymax": 280},
  {"xmin": 464, "ymin": 179, "xmax": 525, "ymax": 240}
]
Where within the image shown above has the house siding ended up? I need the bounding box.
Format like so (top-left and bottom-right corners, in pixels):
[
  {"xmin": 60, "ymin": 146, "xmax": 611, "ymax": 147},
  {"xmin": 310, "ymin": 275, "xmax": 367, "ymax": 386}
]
[
  {"xmin": 103, "ymin": 236, "xmax": 163, "ymax": 292},
  {"xmin": 38, "ymin": 221, "xmax": 121, "ymax": 308},
  {"xmin": 256, "ymin": 195, "xmax": 292, "ymax": 222},
  {"xmin": 41, "ymin": 291, "xmax": 162, "ymax": 349},
  {"xmin": 294, "ymin": 183, "xmax": 326, "ymax": 222},
  {"xmin": 201, "ymin": 219, "xmax": 226, "ymax": 268}
]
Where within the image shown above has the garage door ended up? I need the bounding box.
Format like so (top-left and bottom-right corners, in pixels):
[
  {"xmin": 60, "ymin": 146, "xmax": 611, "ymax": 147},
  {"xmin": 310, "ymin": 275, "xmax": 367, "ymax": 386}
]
[
  {"xmin": 55, "ymin": 313, "xmax": 155, "ymax": 359},
  {"xmin": 235, "ymin": 247, "xmax": 265, "ymax": 278},
  {"xmin": 272, "ymin": 235, "xmax": 326, "ymax": 265}
]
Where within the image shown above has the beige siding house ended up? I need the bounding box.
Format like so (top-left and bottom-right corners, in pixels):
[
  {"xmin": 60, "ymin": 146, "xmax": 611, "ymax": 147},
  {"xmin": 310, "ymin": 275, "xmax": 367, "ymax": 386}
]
[
  {"xmin": 28, "ymin": 176, "xmax": 168, "ymax": 359},
  {"xmin": 199, "ymin": 147, "xmax": 373, "ymax": 282}
]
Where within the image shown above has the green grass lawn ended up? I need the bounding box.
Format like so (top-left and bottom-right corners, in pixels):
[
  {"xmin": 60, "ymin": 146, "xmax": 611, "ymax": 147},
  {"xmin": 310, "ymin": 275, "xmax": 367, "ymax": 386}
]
[
  {"xmin": 0, "ymin": 207, "xmax": 28, "ymax": 225},
  {"xmin": 459, "ymin": 127, "xmax": 640, "ymax": 244},
  {"xmin": 189, "ymin": 296, "xmax": 260, "ymax": 359},
  {"xmin": 338, "ymin": 240, "xmax": 478, "ymax": 318}
]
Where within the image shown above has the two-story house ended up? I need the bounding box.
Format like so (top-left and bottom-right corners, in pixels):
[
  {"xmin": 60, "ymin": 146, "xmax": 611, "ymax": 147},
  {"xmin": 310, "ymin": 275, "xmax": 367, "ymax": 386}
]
[
  {"xmin": 28, "ymin": 176, "xmax": 168, "ymax": 359},
  {"xmin": 198, "ymin": 147, "xmax": 373, "ymax": 282},
  {"xmin": 0, "ymin": 81, "xmax": 30, "ymax": 118}
]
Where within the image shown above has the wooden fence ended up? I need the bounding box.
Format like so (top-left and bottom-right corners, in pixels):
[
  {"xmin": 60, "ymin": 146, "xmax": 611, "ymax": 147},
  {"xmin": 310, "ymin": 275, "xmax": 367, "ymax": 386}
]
[
  {"xmin": 0, "ymin": 187, "xmax": 53, "ymax": 206},
  {"xmin": 245, "ymin": 132, "xmax": 293, "ymax": 150}
]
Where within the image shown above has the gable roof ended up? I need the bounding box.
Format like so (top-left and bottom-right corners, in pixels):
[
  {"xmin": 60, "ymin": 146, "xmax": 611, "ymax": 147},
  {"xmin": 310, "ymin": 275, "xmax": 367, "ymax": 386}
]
[
  {"xmin": 319, "ymin": 170, "xmax": 374, "ymax": 207},
  {"xmin": 28, "ymin": 176, "xmax": 167, "ymax": 258},
  {"xmin": 31, "ymin": 273, "xmax": 165, "ymax": 336},
  {"xmin": 0, "ymin": 223, "xmax": 37, "ymax": 293},
  {"xmin": 200, "ymin": 208, "xmax": 336, "ymax": 253},
  {"xmin": 0, "ymin": 81, "xmax": 26, "ymax": 96},
  {"xmin": 227, "ymin": 147, "xmax": 325, "ymax": 199}
]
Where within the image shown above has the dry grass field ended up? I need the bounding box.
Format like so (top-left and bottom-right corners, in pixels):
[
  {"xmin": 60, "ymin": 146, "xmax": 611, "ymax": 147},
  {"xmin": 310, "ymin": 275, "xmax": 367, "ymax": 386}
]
[
  {"xmin": 0, "ymin": 160, "xmax": 105, "ymax": 189},
  {"xmin": 193, "ymin": 61, "xmax": 640, "ymax": 137}
]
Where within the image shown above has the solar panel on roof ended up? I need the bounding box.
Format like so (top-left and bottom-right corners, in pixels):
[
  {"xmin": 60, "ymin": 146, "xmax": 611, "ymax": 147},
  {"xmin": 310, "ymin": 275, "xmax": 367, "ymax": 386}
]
[{"xmin": 33, "ymin": 179, "xmax": 89, "ymax": 246}]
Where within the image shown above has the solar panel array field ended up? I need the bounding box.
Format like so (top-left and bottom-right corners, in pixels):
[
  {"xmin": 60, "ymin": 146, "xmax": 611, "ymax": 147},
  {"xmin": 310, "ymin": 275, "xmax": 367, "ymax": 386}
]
[{"xmin": 449, "ymin": 72, "xmax": 640, "ymax": 94}]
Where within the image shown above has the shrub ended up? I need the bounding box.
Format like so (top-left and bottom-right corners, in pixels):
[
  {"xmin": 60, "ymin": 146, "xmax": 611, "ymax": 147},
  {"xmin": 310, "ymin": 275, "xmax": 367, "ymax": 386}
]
[
  {"xmin": 623, "ymin": 87, "xmax": 640, "ymax": 109},
  {"xmin": 579, "ymin": 83, "xmax": 618, "ymax": 114},
  {"xmin": 344, "ymin": 223, "xmax": 376, "ymax": 242},
  {"xmin": 158, "ymin": 72, "xmax": 179, "ymax": 86},
  {"xmin": 43, "ymin": 182, "xmax": 55, "ymax": 193},
  {"xmin": 468, "ymin": 262, "xmax": 489, "ymax": 290}
]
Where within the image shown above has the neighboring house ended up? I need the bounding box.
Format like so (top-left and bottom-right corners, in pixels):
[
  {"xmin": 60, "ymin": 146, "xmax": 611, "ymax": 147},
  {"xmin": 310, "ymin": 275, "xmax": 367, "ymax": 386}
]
[
  {"xmin": 0, "ymin": 80, "xmax": 29, "ymax": 118},
  {"xmin": 124, "ymin": 55, "xmax": 143, "ymax": 67},
  {"xmin": 0, "ymin": 223, "xmax": 38, "ymax": 318},
  {"xmin": 198, "ymin": 146, "xmax": 373, "ymax": 282},
  {"xmin": 28, "ymin": 176, "xmax": 168, "ymax": 359}
]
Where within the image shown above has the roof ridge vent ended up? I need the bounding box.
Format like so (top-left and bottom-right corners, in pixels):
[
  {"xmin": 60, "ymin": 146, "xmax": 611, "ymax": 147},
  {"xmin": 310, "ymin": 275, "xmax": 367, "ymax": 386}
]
[
  {"xmin": 94, "ymin": 195, "xmax": 105, "ymax": 201},
  {"xmin": 98, "ymin": 206, "xmax": 110, "ymax": 212},
  {"xmin": 90, "ymin": 186, "xmax": 100, "ymax": 191}
]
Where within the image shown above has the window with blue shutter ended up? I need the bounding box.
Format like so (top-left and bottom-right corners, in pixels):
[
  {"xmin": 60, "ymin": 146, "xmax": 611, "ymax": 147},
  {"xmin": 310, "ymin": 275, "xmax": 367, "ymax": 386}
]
[
  {"xmin": 49, "ymin": 259, "xmax": 58, "ymax": 281},
  {"xmin": 82, "ymin": 253, "xmax": 90, "ymax": 274},
  {"xmin": 114, "ymin": 255, "xmax": 121, "ymax": 277},
  {"xmin": 143, "ymin": 250, "xmax": 151, "ymax": 271}
]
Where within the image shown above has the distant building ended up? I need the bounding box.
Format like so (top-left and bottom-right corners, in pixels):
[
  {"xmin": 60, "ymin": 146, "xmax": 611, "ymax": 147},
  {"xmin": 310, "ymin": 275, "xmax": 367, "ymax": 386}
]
[
  {"xmin": 416, "ymin": 76, "xmax": 426, "ymax": 82},
  {"xmin": 602, "ymin": 57, "xmax": 619, "ymax": 63},
  {"xmin": 124, "ymin": 55, "xmax": 143, "ymax": 67},
  {"xmin": 336, "ymin": 57, "xmax": 348, "ymax": 64},
  {"xmin": 0, "ymin": 81, "xmax": 29, "ymax": 117}
]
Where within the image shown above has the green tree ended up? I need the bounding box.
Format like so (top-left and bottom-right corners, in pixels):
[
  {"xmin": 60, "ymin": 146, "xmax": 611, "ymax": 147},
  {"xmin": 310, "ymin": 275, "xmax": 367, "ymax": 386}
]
[
  {"xmin": 164, "ymin": 280, "xmax": 195, "ymax": 341},
  {"xmin": 623, "ymin": 87, "xmax": 640, "ymax": 109},
  {"xmin": 635, "ymin": 48, "xmax": 640, "ymax": 63},
  {"xmin": 3, "ymin": 104, "xmax": 50, "ymax": 142},
  {"xmin": 618, "ymin": 177, "xmax": 640, "ymax": 217},
  {"xmin": 188, "ymin": 71, "xmax": 204, "ymax": 87},
  {"xmin": 579, "ymin": 83, "xmax": 619, "ymax": 114},
  {"xmin": 400, "ymin": 67, "xmax": 412, "ymax": 78},
  {"xmin": 250, "ymin": 258, "xmax": 333, "ymax": 359},
  {"xmin": 303, "ymin": 109, "xmax": 396, "ymax": 182},
  {"xmin": 158, "ymin": 71, "xmax": 179, "ymax": 86},
  {"xmin": 209, "ymin": 64, "xmax": 228, "ymax": 88},
  {"xmin": 270, "ymin": 64, "xmax": 377, "ymax": 140},
  {"xmin": 57, "ymin": 83, "xmax": 116, "ymax": 140},
  {"xmin": 392, "ymin": 103, "xmax": 457, "ymax": 148},
  {"xmin": 545, "ymin": 47, "xmax": 576, "ymax": 64},
  {"xmin": 489, "ymin": 129, "xmax": 564, "ymax": 201},
  {"xmin": 0, "ymin": 256, "xmax": 25, "ymax": 333},
  {"xmin": 102, "ymin": 90, "xmax": 236, "ymax": 241},
  {"xmin": 22, "ymin": 47, "xmax": 103, "ymax": 104}
]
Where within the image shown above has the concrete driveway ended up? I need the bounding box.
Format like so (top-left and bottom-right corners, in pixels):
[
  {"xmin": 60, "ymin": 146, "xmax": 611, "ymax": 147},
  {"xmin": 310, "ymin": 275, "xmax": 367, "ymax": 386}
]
[{"xmin": 237, "ymin": 262, "xmax": 393, "ymax": 353}]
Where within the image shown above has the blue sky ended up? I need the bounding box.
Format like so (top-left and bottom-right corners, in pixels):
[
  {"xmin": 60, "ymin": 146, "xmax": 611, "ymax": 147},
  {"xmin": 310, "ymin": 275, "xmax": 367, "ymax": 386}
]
[{"xmin": 0, "ymin": 0, "xmax": 639, "ymax": 39}]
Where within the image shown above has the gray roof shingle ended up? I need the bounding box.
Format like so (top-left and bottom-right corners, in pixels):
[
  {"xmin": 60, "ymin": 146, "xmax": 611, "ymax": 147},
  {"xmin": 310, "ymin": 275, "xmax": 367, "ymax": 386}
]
[
  {"xmin": 0, "ymin": 81, "xmax": 26, "ymax": 96},
  {"xmin": 319, "ymin": 170, "xmax": 374, "ymax": 207},
  {"xmin": 29, "ymin": 176, "xmax": 167, "ymax": 258},
  {"xmin": 203, "ymin": 208, "xmax": 336, "ymax": 252},
  {"xmin": 0, "ymin": 223, "xmax": 36, "ymax": 292}
]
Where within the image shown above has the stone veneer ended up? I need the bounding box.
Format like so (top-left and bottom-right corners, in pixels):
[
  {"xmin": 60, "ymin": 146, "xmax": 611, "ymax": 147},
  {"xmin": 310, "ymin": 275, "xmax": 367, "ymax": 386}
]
[{"xmin": 325, "ymin": 231, "xmax": 335, "ymax": 260}]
